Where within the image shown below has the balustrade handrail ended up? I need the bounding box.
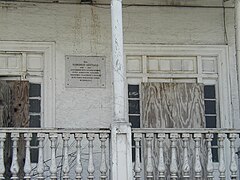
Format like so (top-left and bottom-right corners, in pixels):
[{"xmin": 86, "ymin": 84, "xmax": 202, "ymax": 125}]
[
  {"xmin": 0, "ymin": 128, "xmax": 110, "ymax": 134},
  {"xmin": 1, "ymin": 127, "xmax": 239, "ymax": 134},
  {"xmin": 132, "ymin": 128, "xmax": 240, "ymax": 134}
]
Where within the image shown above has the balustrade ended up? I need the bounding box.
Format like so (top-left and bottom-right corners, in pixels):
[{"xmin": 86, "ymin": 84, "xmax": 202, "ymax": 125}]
[
  {"xmin": 1, "ymin": 127, "xmax": 240, "ymax": 179},
  {"xmin": 0, "ymin": 128, "xmax": 110, "ymax": 179},
  {"xmin": 132, "ymin": 128, "xmax": 240, "ymax": 180}
]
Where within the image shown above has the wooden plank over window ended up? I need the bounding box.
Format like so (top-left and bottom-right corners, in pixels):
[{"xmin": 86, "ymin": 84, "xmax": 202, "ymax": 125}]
[
  {"xmin": 7, "ymin": 81, "xmax": 29, "ymax": 127},
  {"xmin": 141, "ymin": 82, "xmax": 207, "ymax": 179},
  {"xmin": 0, "ymin": 80, "xmax": 29, "ymax": 179},
  {"xmin": 142, "ymin": 82, "xmax": 205, "ymax": 128}
]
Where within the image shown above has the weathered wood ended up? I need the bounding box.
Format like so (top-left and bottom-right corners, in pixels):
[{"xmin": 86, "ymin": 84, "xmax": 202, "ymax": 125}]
[
  {"xmin": 0, "ymin": 80, "xmax": 29, "ymax": 179},
  {"xmin": 7, "ymin": 81, "xmax": 29, "ymax": 128},
  {"xmin": 0, "ymin": 81, "xmax": 12, "ymax": 179},
  {"xmin": 141, "ymin": 82, "xmax": 206, "ymax": 179},
  {"xmin": 142, "ymin": 83, "xmax": 205, "ymax": 129},
  {"xmin": 0, "ymin": 81, "xmax": 10, "ymax": 128}
]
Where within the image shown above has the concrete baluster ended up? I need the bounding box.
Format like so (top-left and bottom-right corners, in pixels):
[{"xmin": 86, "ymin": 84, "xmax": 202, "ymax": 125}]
[
  {"xmin": 146, "ymin": 133, "xmax": 154, "ymax": 180},
  {"xmin": 99, "ymin": 133, "xmax": 108, "ymax": 180},
  {"xmin": 170, "ymin": 133, "xmax": 178, "ymax": 180},
  {"xmin": 49, "ymin": 133, "xmax": 58, "ymax": 180},
  {"xmin": 0, "ymin": 133, "xmax": 6, "ymax": 179},
  {"xmin": 134, "ymin": 133, "xmax": 142, "ymax": 180},
  {"xmin": 62, "ymin": 133, "xmax": 70, "ymax": 179},
  {"xmin": 206, "ymin": 134, "xmax": 214, "ymax": 180},
  {"xmin": 24, "ymin": 133, "xmax": 32, "ymax": 180},
  {"xmin": 194, "ymin": 133, "xmax": 202, "ymax": 179},
  {"xmin": 218, "ymin": 134, "xmax": 226, "ymax": 180},
  {"xmin": 182, "ymin": 133, "xmax": 190, "ymax": 179},
  {"xmin": 10, "ymin": 133, "xmax": 19, "ymax": 180},
  {"xmin": 87, "ymin": 133, "xmax": 95, "ymax": 180},
  {"xmin": 37, "ymin": 133, "xmax": 45, "ymax": 179},
  {"xmin": 229, "ymin": 133, "xmax": 237, "ymax": 179},
  {"xmin": 157, "ymin": 133, "xmax": 166, "ymax": 180},
  {"xmin": 75, "ymin": 133, "xmax": 83, "ymax": 180}
]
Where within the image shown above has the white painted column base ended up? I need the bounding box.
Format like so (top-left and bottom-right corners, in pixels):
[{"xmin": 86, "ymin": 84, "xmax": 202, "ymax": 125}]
[{"xmin": 111, "ymin": 122, "xmax": 132, "ymax": 180}]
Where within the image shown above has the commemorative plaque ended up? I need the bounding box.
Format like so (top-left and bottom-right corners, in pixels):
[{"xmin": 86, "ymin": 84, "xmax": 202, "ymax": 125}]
[{"xmin": 65, "ymin": 56, "xmax": 106, "ymax": 88}]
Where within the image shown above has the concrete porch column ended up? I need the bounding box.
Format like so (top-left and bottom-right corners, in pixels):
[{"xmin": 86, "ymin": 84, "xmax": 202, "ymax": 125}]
[
  {"xmin": 235, "ymin": 0, "xmax": 240, "ymax": 176},
  {"xmin": 110, "ymin": 0, "xmax": 132, "ymax": 179},
  {"xmin": 236, "ymin": 0, "xmax": 240, "ymax": 101}
]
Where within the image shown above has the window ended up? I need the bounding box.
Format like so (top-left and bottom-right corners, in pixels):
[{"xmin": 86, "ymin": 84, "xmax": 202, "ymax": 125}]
[
  {"xmin": 0, "ymin": 41, "xmax": 55, "ymax": 128},
  {"xmin": 128, "ymin": 83, "xmax": 218, "ymax": 161},
  {"xmin": 0, "ymin": 78, "xmax": 43, "ymax": 164},
  {"xmin": 0, "ymin": 42, "xmax": 55, "ymax": 165},
  {"xmin": 29, "ymin": 83, "xmax": 42, "ymax": 163},
  {"xmin": 204, "ymin": 85, "xmax": 218, "ymax": 162},
  {"xmin": 125, "ymin": 45, "xmax": 233, "ymax": 164},
  {"xmin": 128, "ymin": 85, "xmax": 140, "ymax": 128},
  {"xmin": 128, "ymin": 85, "xmax": 141, "ymax": 161},
  {"xmin": 29, "ymin": 83, "xmax": 42, "ymax": 128}
]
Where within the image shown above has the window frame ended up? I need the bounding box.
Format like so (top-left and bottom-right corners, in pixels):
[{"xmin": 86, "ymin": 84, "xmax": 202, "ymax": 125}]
[
  {"xmin": 0, "ymin": 41, "xmax": 56, "ymax": 128},
  {"xmin": 125, "ymin": 44, "xmax": 235, "ymax": 130}
]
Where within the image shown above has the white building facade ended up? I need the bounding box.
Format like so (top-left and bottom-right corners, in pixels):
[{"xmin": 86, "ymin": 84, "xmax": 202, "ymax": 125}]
[{"xmin": 0, "ymin": 0, "xmax": 240, "ymax": 179}]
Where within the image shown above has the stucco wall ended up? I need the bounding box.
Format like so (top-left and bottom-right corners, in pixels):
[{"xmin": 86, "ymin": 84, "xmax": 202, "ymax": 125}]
[{"xmin": 0, "ymin": 1, "xmax": 237, "ymax": 128}]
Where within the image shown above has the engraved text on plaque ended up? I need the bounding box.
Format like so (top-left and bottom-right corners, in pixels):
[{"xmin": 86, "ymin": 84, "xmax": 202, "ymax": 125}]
[{"xmin": 65, "ymin": 56, "xmax": 106, "ymax": 88}]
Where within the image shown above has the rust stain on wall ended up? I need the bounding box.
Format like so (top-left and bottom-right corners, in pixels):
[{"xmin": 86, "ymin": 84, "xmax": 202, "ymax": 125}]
[
  {"xmin": 73, "ymin": 10, "xmax": 82, "ymax": 54},
  {"xmin": 90, "ymin": 6, "xmax": 100, "ymax": 53}
]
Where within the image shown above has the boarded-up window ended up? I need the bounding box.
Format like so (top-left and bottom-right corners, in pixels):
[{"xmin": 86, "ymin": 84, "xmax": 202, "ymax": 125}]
[
  {"xmin": 141, "ymin": 82, "xmax": 207, "ymax": 179},
  {"xmin": 0, "ymin": 80, "xmax": 29, "ymax": 179},
  {"xmin": 141, "ymin": 83, "xmax": 205, "ymax": 128}
]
